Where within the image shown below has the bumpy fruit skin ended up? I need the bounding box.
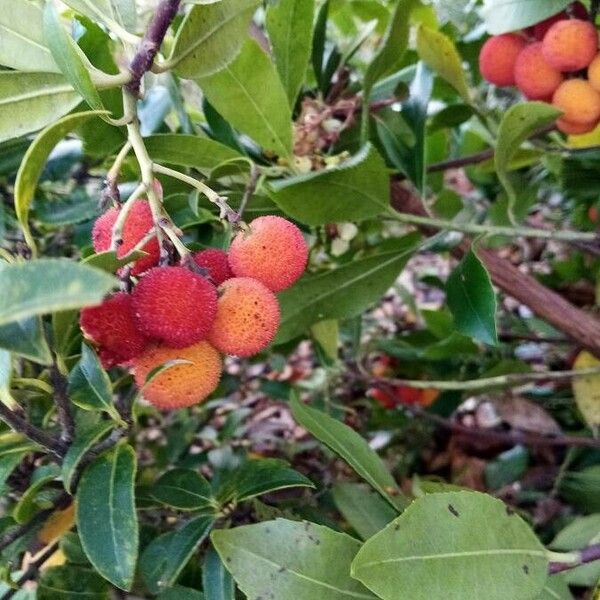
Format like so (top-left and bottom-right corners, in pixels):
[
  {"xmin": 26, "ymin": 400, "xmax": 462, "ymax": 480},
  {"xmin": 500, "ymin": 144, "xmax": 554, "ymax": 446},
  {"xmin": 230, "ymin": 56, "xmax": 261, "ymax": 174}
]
[
  {"xmin": 542, "ymin": 19, "xmax": 598, "ymax": 72},
  {"xmin": 228, "ymin": 216, "xmax": 308, "ymax": 292},
  {"xmin": 92, "ymin": 200, "xmax": 160, "ymax": 275},
  {"xmin": 133, "ymin": 341, "xmax": 222, "ymax": 410},
  {"xmin": 193, "ymin": 249, "xmax": 232, "ymax": 286},
  {"xmin": 80, "ymin": 292, "xmax": 149, "ymax": 368},
  {"xmin": 556, "ymin": 117, "xmax": 598, "ymax": 134},
  {"xmin": 553, "ymin": 79, "xmax": 600, "ymax": 125},
  {"xmin": 479, "ymin": 34, "xmax": 527, "ymax": 86},
  {"xmin": 208, "ymin": 277, "xmax": 280, "ymax": 357},
  {"xmin": 132, "ymin": 266, "xmax": 218, "ymax": 348},
  {"xmin": 514, "ymin": 43, "xmax": 563, "ymax": 100},
  {"xmin": 588, "ymin": 53, "xmax": 600, "ymax": 91}
]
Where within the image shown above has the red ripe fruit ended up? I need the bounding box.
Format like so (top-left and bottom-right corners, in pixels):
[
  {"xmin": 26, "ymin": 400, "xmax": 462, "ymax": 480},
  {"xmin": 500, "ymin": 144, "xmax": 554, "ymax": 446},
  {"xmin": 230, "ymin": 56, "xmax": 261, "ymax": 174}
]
[
  {"xmin": 479, "ymin": 34, "xmax": 527, "ymax": 87},
  {"xmin": 80, "ymin": 292, "xmax": 149, "ymax": 367},
  {"xmin": 208, "ymin": 277, "xmax": 280, "ymax": 357},
  {"xmin": 193, "ymin": 248, "xmax": 232, "ymax": 286},
  {"xmin": 132, "ymin": 266, "xmax": 218, "ymax": 348},
  {"xmin": 92, "ymin": 200, "xmax": 160, "ymax": 276},
  {"xmin": 528, "ymin": 2, "xmax": 588, "ymax": 40},
  {"xmin": 228, "ymin": 216, "xmax": 308, "ymax": 292}
]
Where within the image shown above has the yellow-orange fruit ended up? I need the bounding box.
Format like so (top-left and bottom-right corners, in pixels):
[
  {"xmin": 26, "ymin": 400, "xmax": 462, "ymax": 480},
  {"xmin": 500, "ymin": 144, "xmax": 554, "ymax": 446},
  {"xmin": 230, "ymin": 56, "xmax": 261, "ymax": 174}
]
[
  {"xmin": 588, "ymin": 52, "xmax": 600, "ymax": 91},
  {"xmin": 133, "ymin": 341, "xmax": 222, "ymax": 410},
  {"xmin": 553, "ymin": 79, "xmax": 600, "ymax": 124},
  {"xmin": 228, "ymin": 216, "xmax": 308, "ymax": 292},
  {"xmin": 208, "ymin": 277, "xmax": 280, "ymax": 357},
  {"xmin": 514, "ymin": 43, "xmax": 563, "ymax": 100},
  {"xmin": 479, "ymin": 34, "xmax": 527, "ymax": 86},
  {"xmin": 556, "ymin": 117, "xmax": 598, "ymax": 134},
  {"xmin": 542, "ymin": 19, "xmax": 598, "ymax": 72}
]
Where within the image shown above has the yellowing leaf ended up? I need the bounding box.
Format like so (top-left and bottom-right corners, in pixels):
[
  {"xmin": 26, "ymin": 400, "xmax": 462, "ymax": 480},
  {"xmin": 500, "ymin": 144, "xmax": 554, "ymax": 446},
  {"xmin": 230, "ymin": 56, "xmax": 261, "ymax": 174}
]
[
  {"xmin": 41, "ymin": 548, "xmax": 66, "ymax": 569},
  {"xmin": 572, "ymin": 351, "xmax": 600, "ymax": 434},
  {"xmin": 567, "ymin": 122, "xmax": 600, "ymax": 148},
  {"xmin": 38, "ymin": 503, "xmax": 75, "ymax": 544}
]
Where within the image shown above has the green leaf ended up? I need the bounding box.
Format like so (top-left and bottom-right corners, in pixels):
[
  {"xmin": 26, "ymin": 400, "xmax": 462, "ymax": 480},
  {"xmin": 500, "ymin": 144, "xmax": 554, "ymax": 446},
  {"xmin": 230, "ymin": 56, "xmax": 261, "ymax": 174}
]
[
  {"xmin": 43, "ymin": 3, "xmax": 104, "ymax": 111},
  {"xmin": 145, "ymin": 134, "xmax": 242, "ymax": 173},
  {"xmin": 364, "ymin": 0, "xmax": 414, "ymax": 99},
  {"xmin": 76, "ymin": 444, "xmax": 138, "ymax": 591},
  {"xmin": 15, "ymin": 111, "xmax": 105, "ymax": 251},
  {"xmin": 212, "ymin": 519, "xmax": 377, "ymax": 600},
  {"xmin": 536, "ymin": 577, "xmax": 573, "ymax": 600},
  {"xmin": 332, "ymin": 483, "xmax": 397, "ymax": 541},
  {"xmin": 0, "ymin": 318, "xmax": 52, "ymax": 365},
  {"xmin": 216, "ymin": 458, "xmax": 314, "ymax": 505},
  {"xmin": 203, "ymin": 546, "xmax": 234, "ymax": 600},
  {"xmin": 481, "ymin": 0, "xmax": 571, "ymax": 35},
  {"xmin": 82, "ymin": 249, "xmax": 145, "ymax": 273},
  {"xmin": 13, "ymin": 464, "xmax": 60, "ymax": 523},
  {"xmin": 170, "ymin": 0, "xmax": 259, "ymax": 78},
  {"xmin": 352, "ymin": 492, "xmax": 548, "ymax": 600},
  {"xmin": 269, "ymin": 144, "xmax": 389, "ymax": 225},
  {"xmin": 61, "ymin": 422, "xmax": 114, "ymax": 494},
  {"xmin": 197, "ymin": 39, "xmax": 293, "ymax": 158},
  {"xmin": 37, "ymin": 566, "xmax": 110, "ymax": 599},
  {"xmin": 416, "ymin": 26, "xmax": 470, "ymax": 103},
  {"xmin": 446, "ymin": 248, "xmax": 498, "ymax": 346},
  {"xmin": 290, "ymin": 395, "xmax": 405, "ymax": 510},
  {"xmin": 0, "ymin": 350, "xmax": 11, "ymax": 406},
  {"xmin": 158, "ymin": 587, "xmax": 205, "ymax": 600},
  {"xmin": 0, "ymin": 72, "xmax": 80, "ymax": 143},
  {"xmin": 140, "ymin": 515, "xmax": 214, "ymax": 594},
  {"xmin": 68, "ymin": 344, "xmax": 121, "ymax": 421},
  {"xmin": 311, "ymin": 319, "xmax": 339, "ymax": 361},
  {"xmin": 266, "ymin": 0, "xmax": 315, "ymax": 106},
  {"xmin": 0, "ymin": 452, "xmax": 29, "ymax": 493},
  {"xmin": 0, "ymin": 0, "xmax": 58, "ymax": 72},
  {"xmin": 276, "ymin": 235, "xmax": 420, "ymax": 343},
  {"xmin": 495, "ymin": 102, "xmax": 561, "ymax": 221},
  {"xmin": 151, "ymin": 468, "xmax": 214, "ymax": 511},
  {"xmin": 62, "ymin": 0, "xmax": 137, "ymax": 33},
  {"xmin": 0, "ymin": 259, "xmax": 116, "ymax": 326}
]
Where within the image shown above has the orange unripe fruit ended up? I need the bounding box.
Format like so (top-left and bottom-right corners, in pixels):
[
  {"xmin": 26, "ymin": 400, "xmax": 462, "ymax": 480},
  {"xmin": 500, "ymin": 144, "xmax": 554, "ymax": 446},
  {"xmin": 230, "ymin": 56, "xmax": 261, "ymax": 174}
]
[
  {"xmin": 553, "ymin": 79, "xmax": 600, "ymax": 124},
  {"xmin": 192, "ymin": 248, "xmax": 232, "ymax": 286},
  {"xmin": 80, "ymin": 292, "xmax": 149, "ymax": 368},
  {"xmin": 208, "ymin": 277, "xmax": 280, "ymax": 357},
  {"xmin": 228, "ymin": 216, "xmax": 308, "ymax": 292},
  {"xmin": 92, "ymin": 200, "xmax": 160, "ymax": 276},
  {"xmin": 588, "ymin": 53, "xmax": 600, "ymax": 91},
  {"xmin": 479, "ymin": 34, "xmax": 527, "ymax": 87},
  {"xmin": 556, "ymin": 117, "xmax": 598, "ymax": 134},
  {"xmin": 514, "ymin": 43, "xmax": 563, "ymax": 100},
  {"xmin": 542, "ymin": 19, "xmax": 598, "ymax": 72},
  {"xmin": 132, "ymin": 266, "xmax": 218, "ymax": 348},
  {"xmin": 133, "ymin": 341, "xmax": 222, "ymax": 410}
]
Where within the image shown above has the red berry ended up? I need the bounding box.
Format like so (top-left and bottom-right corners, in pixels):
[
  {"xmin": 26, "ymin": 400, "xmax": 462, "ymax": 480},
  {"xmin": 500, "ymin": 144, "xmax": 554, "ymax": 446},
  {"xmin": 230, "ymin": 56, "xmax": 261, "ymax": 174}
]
[
  {"xmin": 132, "ymin": 266, "xmax": 218, "ymax": 348},
  {"xmin": 193, "ymin": 248, "xmax": 232, "ymax": 286},
  {"xmin": 479, "ymin": 34, "xmax": 527, "ymax": 87}
]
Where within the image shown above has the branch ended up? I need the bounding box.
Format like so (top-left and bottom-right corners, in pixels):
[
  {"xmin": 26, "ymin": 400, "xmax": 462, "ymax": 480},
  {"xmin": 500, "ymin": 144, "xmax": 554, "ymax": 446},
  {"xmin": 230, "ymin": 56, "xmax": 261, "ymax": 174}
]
[
  {"xmin": 125, "ymin": 0, "xmax": 182, "ymax": 97},
  {"xmin": 49, "ymin": 364, "xmax": 74, "ymax": 443},
  {"xmin": 549, "ymin": 543, "xmax": 600, "ymax": 574}
]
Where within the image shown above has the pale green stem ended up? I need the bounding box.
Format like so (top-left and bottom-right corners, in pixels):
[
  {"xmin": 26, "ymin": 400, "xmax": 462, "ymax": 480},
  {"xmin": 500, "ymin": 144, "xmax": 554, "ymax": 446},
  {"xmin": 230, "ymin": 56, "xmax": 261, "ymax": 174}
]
[{"xmin": 110, "ymin": 182, "xmax": 147, "ymax": 250}]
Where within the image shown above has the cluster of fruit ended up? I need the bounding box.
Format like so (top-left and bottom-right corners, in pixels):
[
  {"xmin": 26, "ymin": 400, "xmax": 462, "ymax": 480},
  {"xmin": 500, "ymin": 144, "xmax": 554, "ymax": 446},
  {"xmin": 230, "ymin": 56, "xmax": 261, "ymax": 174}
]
[
  {"xmin": 479, "ymin": 3, "xmax": 600, "ymax": 134},
  {"xmin": 80, "ymin": 199, "xmax": 308, "ymax": 410}
]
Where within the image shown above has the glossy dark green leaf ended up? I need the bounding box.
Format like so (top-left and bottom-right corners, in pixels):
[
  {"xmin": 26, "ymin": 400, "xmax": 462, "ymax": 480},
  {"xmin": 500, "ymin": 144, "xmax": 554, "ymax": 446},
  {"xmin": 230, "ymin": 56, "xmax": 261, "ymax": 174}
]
[
  {"xmin": 311, "ymin": 0, "xmax": 329, "ymax": 91},
  {"xmin": 198, "ymin": 39, "xmax": 293, "ymax": 158},
  {"xmin": 13, "ymin": 464, "xmax": 60, "ymax": 524},
  {"xmin": 37, "ymin": 566, "xmax": 110, "ymax": 599},
  {"xmin": 0, "ymin": 452, "xmax": 29, "ymax": 494},
  {"xmin": 266, "ymin": 0, "xmax": 315, "ymax": 106},
  {"xmin": 0, "ymin": 318, "xmax": 52, "ymax": 365},
  {"xmin": 446, "ymin": 248, "xmax": 498, "ymax": 346},
  {"xmin": 61, "ymin": 421, "xmax": 114, "ymax": 494},
  {"xmin": 0, "ymin": 0, "xmax": 58, "ymax": 72},
  {"xmin": 290, "ymin": 396, "xmax": 405, "ymax": 509},
  {"xmin": 158, "ymin": 587, "xmax": 205, "ymax": 600},
  {"xmin": 145, "ymin": 134, "xmax": 241, "ymax": 173},
  {"xmin": 332, "ymin": 483, "xmax": 397, "ymax": 541},
  {"xmin": 203, "ymin": 546, "xmax": 234, "ymax": 600},
  {"xmin": 351, "ymin": 492, "xmax": 549, "ymax": 600},
  {"xmin": 76, "ymin": 444, "xmax": 138, "ymax": 591},
  {"xmin": 216, "ymin": 459, "xmax": 314, "ymax": 505},
  {"xmin": 213, "ymin": 519, "xmax": 376, "ymax": 600},
  {"xmin": 170, "ymin": 0, "xmax": 259, "ymax": 78},
  {"xmin": 151, "ymin": 468, "xmax": 214, "ymax": 511},
  {"xmin": 140, "ymin": 515, "xmax": 214, "ymax": 594},
  {"xmin": 68, "ymin": 344, "xmax": 121, "ymax": 421},
  {"xmin": 0, "ymin": 72, "xmax": 80, "ymax": 144},
  {"xmin": 481, "ymin": 0, "xmax": 571, "ymax": 35},
  {"xmin": 82, "ymin": 249, "xmax": 145, "ymax": 273},
  {"xmin": 0, "ymin": 260, "xmax": 116, "ymax": 326},
  {"xmin": 269, "ymin": 144, "xmax": 389, "ymax": 225},
  {"xmin": 276, "ymin": 235, "xmax": 420, "ymax": 343}
]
